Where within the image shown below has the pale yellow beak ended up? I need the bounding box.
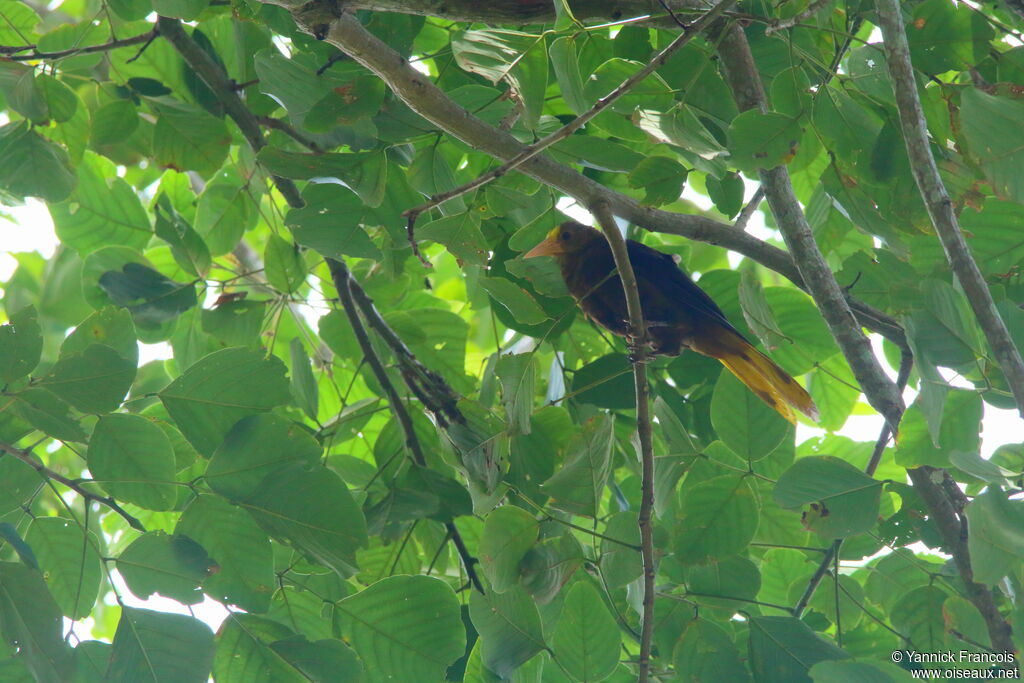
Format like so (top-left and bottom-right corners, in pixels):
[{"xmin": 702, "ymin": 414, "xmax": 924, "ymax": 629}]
[{"xmin": 523, "ymin": 227, "xmax": 563, "ymax": 259}]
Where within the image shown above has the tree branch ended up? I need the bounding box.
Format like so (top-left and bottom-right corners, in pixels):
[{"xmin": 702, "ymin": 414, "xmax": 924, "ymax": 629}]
[
  {"xmin": 260, "ymin": 0, "xmax": 709, "ymax": 24},
  {"xmin": 290, "ymin": 6, "xmax": 906, "ymax": 351},
  {"xmin": 0, "ymin": 441, "xmax": 146, "ymax": 533},
  {"xmin": 713, "ymin": 25, "xmax": 905, "ymax": 429},
  {"xmin": 1, "ymin": 29, "xmax": 156, "ymax": 60},
  {"xmin": 875, "ymin": 0, "xmax": 1024, "ymax": 418},
  {"xmin": 403, "ymin": 0, "xmax": 736, "ymax": 232},
  {"xmin": 589, "ymin": 201, "xmax": 656, "ymax": 682},
  {"xmin": 326, "ymin": 257, "xmax": 484, "ymax": 594},
  {"xmin": 906, "ymin": 466, "xmax": 1014, "ymax": 654},
  {"xmin": 155, "ymin": 16, "xmax": 305, "ymax": 209}
]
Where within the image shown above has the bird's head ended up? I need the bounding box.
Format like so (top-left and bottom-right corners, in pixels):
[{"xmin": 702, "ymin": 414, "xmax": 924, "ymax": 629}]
[{"xmin": 523, "ymin": 221, "xmax": 602, "ymax": 259}]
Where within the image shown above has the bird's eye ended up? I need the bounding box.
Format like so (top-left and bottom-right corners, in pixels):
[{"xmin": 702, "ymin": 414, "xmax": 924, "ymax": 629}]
[{"xmin": 560, "ymin": 232, "xmax": 570, "ymax": 241}]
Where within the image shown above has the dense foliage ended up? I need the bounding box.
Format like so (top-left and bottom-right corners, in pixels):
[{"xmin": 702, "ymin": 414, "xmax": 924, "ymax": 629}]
[{"xmin": 2, "ymin": 0, "xmax": 1024, "ymax": 680}]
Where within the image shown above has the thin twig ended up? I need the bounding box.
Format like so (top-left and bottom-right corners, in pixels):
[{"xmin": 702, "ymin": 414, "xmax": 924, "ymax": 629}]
[
  {"xmin": 401, "ymin": 0, "xmax": 738, "ymax": 244},
  {"xmin": 732, "ymin": 186, "xmax": 765, "ymax": 232},
  {"xmin": 1, "ymin": 29, "xmax": 156, "ymax": 60},
  {"xmin": 257, "ymin": 115, "xmax": 322, "ymax": 152},
  {"xmin": 876, "ymin": 0, "xmax": 1024, "ymax": 418},
  {"xmin": 589, "ymin": 201, "xmax": 656, "ymax": 683},
  {"xmin": 764, "ymin": 0, "xmax": 829, "ymax": 35},
  {"xmin": 326, "ymin": 258, "xmax": 484, "ymax": 594},
  {"xmin": 0, "ymin": 441, "xmax": 146, "ymax": 532}
]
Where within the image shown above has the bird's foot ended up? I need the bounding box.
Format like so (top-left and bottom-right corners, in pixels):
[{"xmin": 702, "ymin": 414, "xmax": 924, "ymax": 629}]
[{"xmin": 624, "ymin": 319, "xmax": 663, "ymax": 363}]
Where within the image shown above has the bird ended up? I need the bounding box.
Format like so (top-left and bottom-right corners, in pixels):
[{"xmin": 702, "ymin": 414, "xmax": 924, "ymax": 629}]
[{"xmin": 523, "ymin": 221, "xmax": 819, "ymax": 423}]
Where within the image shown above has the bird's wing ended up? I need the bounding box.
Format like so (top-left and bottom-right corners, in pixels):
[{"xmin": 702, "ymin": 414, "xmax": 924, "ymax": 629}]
[{"xmin": 626, "ymin": 240, "xmax": 747, "ymax": 338}]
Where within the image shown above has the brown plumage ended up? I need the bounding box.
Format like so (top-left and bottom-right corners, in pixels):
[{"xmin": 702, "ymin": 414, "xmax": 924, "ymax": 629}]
[{"xmin": 524, "ymin": 221, "xmax": 818, "ymax": 423}]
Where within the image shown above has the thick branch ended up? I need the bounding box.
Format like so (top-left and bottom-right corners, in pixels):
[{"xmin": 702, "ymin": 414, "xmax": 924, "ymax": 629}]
[
  {"xmin": 0, "ymin": 441, "xmax": 146, "ymax": 532},
  {"xmin": 261, "ymin": 0, "xmax": 707, "ymax": 23},
  {"xmin": 156, "ymin": 17, "xmax": 305, "ymax": 209},
  {"xmin": 590, "ymin": 202, "xmax": 656, "ymax": 681},
  {"xmin": 298, "ymin": 8, "xmax": 905, "ymax": 348},
  {"xmin": 714, "ymin": 25, "xmax": 904, "ymax": 429},
  {"xmin": 875, "ymin": 0, "xmax": 1024, "ymax": 418},
  {"xmin": 327, "ymin": 258, "xmax": 483, "ymax": 593},
  {"xmin": 907, "ymin": 466, "xmax": 1014, "ymax": 654}
]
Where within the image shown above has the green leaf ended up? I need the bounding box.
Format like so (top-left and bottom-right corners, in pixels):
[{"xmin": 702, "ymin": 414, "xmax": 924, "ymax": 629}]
[
  {"xmin": 265, "ymin": 234, "xmax": 306, "ymax": 294},
  {"xmin": 738, "ymin": 269, "xmax": 788, "ymax": 352},
  {"xmin": 965, "ymin": 488, "xmax": 1024, "ymax": 585},
  {"xmin": 418, "ymin": 213, "xmax": 488, "ymax": 265},
  {"xmin": 571, "ymin": 354, "xmax": 634, "ymax": 410},
  {"xmin": 270, "ymin": 636, "xmax": 364, "ymax": 682},
  {"xmin": 206, "ymin": 413, "xmax": 322, "ymax": 500},
  {"xmin": 61, "ymin": 306, "xmax": 138, "ymax": 363},
  {"xmin": 152, "ymin": 100, "xmax": 231, "ymax": 176},
  {"xmin": 890, "ymin": 586, "xmax": 947, "ymax": 651},
  {"xmin": 496, "ymin": 353, "xmax": 535, "ymax": 435},
  {"xmin": 673, "ymin": 474, "xmax": 758, "ymax": 564},
  {"xmin": 48, "ymin": 152, "xmax": 150, "ymax": 254},
  {"xmin": 687, "ymin": 555, "xmax": 761, "ymax": 609},
  {"xmin": 176, "ymin": 495, "xmax": 274, "ymax": 613},
  {"xmin": 809, "ymin": 659, "xmax": 914, "ymax": 683},
  {"xmin": 774, "ymin": 456, "xmax": 882, "ymax": 538},
  {"xmin": 25, "ymin": 518, "xmax": 101, "ymax": 620},
  {"xmin": 88, "ymin": 413, "xmax": 177, "ymax": 510},
  {"xmin": 0, "ymin": 1, "xmax": 40, "ymax": 46},
  {"xmin": 469, "ymin": 585, "xmax": 544, "ymax": 678},
  {"xmin": 0, "ymin": 305, "xmax": 42, "ymax": 382},
  {"xmin": 635, "ymin": 108, "xmax": 726, "ymax": 159},
  {"xmin": 153, "ymin": 0, "xmax": 208, "ymax": 20},
  {"xmin": 584, "ymin": 58, "xmax": 673, "ymax": 115},
  {"xmin": 0, "ymin": 456, "xmax": 40, "ymax": 515},
  {"xmin": 0, "ymin": 562, "xmax": 73, "ymax": 683},
  {"xmin": 194, "ymin": 177, "xmax": 256, "ymax": 256},
  {"xmin": 39, "ymin": 344, "xmax": 136, "ymax": 414},
  {"xmin": 153, "ymin": 195, "xmax": 211, "ymax": 277},
  {"xmin": 808, "ymin": 354, "xmax": 858, "ymax": 432},
  {"xmin": 116, "ymin": 531, "xmax": 211, "ymax": 604},
  {"xmin": 894, "ymin": 390, "xmax": 982, "ymax": 468},
  {"xmin": 600, "ymin": 511, "xmax": 642, "ymax": 588},
  {"xmin": 728, "ymin": 111, "xmax": 802, "ymax": 173},
  {"xmin": 961, "ymin": 89, "xmax": 1024, "ymax": 204},
  {"xmin": 748, "ymin": 616, "xmax": 847, "ymax": 682},
  {"xmin": 627, "ymin": 155, "xmax": 688, "ymax": 206},
  {"xmin": 551, "ymin": 581, "xmax": 621, "ymax": 682},
  {"xmin": 674, "ymin": 618, "xmax": 751, "ymax": 683},
  {"xmin": 284, "ymin": 183, "xmax": 378, "ymax": 260},
  {"xmin": 541, "ymin": 414, "xmax": 615, "ymax": 517},
  {"xmin": 908, "ymin": 0, "xmax": 991, "ymax": 74},
  {"xmin": 0, "ymin": 122, "xmax": 75, "ymax": 203},
  {"xmin": 764, "ymin": 287, "xmax": 838, "ymax": 376},
  {"xmin": 336, "ymin": 575, "xmax": 465, "ymax": 681},
  {"xmin": 451, "ymin": 29, "xmax": 547, "ymax": 128},
  {"xmin": 549, "ymin": 37, "xmax": 588, "ymax": 114},
  {"xmin": 35, "ymin": 74, "xmax": 77, "ymax": 123},
  {"xmin": 90, "ymin": 99, "xmax": 139, "ymax": 147},
  {"xmin": 213, "ymin": 614, "xmax": 305, "ymax": 682},
  {"xmin": 11, "ymin": 388, "xmax": 86, "ymax": 442},
  {"xmin": 407, "ymin": 144, "xmax": 466, "ymax": 215},
  {"xmin": 289, "ymin": 338, "xmax": 319, "ymax": 422},
  {"xmin": 706, "ymin": 172, "xmax": 746, "ymax": 218},
  {"xmin": 711, "ymin": 371, "xmax": 789, "ymax": 461},
  {"xmin": 480, "ymin": 277, "xmax": 549, "ymax": 326},
  {"xmin": 108, "ymin": 608, "xmax": 214, "ymax": 682},
  {"xmin": 159, "ymin": 347, "xmax": 291, "ymax": 456},
  {"xmin": 241, "ymin": 463, "xmax": 367, "ymax": 576},
  {"xmin": 478, "ymin": 505, "xmax": 539, "ymax": 593}
]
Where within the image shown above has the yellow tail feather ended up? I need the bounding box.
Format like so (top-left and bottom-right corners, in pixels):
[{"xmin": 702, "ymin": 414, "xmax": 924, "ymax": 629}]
[{"xmin": 693, "ymin": 330, "xmax": 819, "ymax": 424}]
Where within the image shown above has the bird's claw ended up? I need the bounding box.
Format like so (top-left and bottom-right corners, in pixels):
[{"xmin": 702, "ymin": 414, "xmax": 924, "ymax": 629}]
[{"xmin": 624, "ymin": 320, "xmax": 659, "ymax": 363}]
